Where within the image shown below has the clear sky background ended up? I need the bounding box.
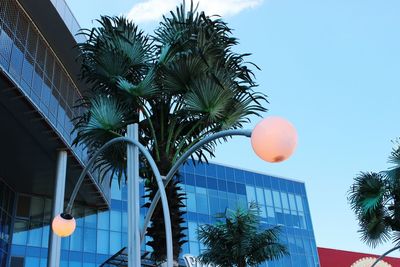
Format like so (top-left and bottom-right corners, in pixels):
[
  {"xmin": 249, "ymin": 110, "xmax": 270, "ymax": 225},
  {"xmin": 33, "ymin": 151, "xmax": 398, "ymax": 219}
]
[{"xmin": 66, "ymin": 0, "xmax": 400, "ymax": 257}]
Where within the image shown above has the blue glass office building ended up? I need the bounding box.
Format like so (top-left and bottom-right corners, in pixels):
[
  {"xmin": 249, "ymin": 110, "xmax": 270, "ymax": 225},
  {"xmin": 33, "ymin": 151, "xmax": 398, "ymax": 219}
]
[
  {"xmin": 1, "ymin": 161, "xmax": 320, "ymax": 267},
  {"xmin": 0, "ymin": 0, "xmax": 320, "ymax": 266}
]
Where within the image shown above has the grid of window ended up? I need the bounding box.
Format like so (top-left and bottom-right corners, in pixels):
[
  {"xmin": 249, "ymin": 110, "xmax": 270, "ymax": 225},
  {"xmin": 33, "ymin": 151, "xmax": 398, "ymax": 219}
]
[
  {"xmin": 0, "ymin": 179, "xmax": 15, "ymax": 267},
  {"xmin": 7, "ymin": 162, "xmax": 319, "ymax": 267},
  {"xmin": 180, "ymin": 162, "xmax": 320, "ymax": 267},
  {"xmin": 9, "ymin": 177, "xmax": 148, "ymax": 267}
]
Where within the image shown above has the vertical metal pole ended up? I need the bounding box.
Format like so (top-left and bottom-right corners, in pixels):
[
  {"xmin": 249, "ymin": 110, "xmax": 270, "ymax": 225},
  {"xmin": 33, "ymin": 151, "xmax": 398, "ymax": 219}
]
[
  {"xmin": 48, "ymin": 150, "xmax": 68, "ymax": 267},
  {"xmin": 127, "ymin": 124, "xmax": 140, "ymax": 267}
]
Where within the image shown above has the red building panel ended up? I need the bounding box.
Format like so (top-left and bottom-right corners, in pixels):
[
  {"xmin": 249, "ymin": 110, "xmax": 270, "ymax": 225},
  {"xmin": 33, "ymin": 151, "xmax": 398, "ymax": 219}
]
[{"xmin": 318, "ymin": 247, "xmax": 400, "ymax": 267}]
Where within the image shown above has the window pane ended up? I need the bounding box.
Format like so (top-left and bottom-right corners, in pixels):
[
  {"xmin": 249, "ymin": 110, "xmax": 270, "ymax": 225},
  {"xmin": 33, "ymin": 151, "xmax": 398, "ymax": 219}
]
[
  {"xmin": 256, "ymin": 188, "xmax": 265, "ymax": 205},
  {"xmin": 246, "ymin": 185, "xmax": 256, "ymax": 203},
  {"xmin": 187, "ymin": 192, "xmax": 196, "ymax": 213},
  {"xmin": 110, "ymin": 210, "xmax": 121, "ymax": 232},
  {"xmin": 83, "ymin": 228, "xmax": 96, "ymax": 253},
  {"xmin": 295, "ymin": 195, "xmax": 304, "ymax": 212},
  {"xmin": 27, "ymin": 221, "xmax": 42, "ymax": 246},
  {"xmin": 188, "ymin": 221, "xmax": 197, "ymax": 242},
  {"xmin": 109, "ymin": 231, "xmax": 121, "ymax": 255},
  {"xmin": 264, "ymin": 189, "xmax": 273, "ymax": 206},
  {"xmin": 97, "ymin": 230, "xmax": 109, "ymax": 254},
  {"xmin": 12, "ymin": 220, "xmax": 28, "ymax": 245},
  {"xmin": 70, "ymin": 227, "xmax": 83, "ymax": 251},
  {"xmin": 288, "ymin": 194, "xmax": 297, "ymax": 214},
  {"xmin": 272, "ymin": 191, "xmax": 282, "ymax": 211},
  {"xmin": 196, "ymin": 194, "xmax": 208, "ymax": 214}
]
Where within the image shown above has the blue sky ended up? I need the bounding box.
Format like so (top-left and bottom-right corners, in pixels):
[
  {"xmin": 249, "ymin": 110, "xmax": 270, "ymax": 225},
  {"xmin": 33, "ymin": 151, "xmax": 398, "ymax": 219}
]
[{"xmin": 66, "ymin": 0, "xmax": 400, "ymax": 256}]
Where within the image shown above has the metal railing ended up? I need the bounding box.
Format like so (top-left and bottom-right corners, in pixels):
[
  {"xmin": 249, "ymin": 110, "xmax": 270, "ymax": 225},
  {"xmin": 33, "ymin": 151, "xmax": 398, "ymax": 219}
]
[{"xmin": 0, "ymin": 0, "xmax": 110, "ymax": 201}]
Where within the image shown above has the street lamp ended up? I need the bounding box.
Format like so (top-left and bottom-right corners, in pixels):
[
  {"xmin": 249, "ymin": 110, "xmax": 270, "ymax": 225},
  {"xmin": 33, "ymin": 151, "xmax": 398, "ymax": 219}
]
[
  {"xmin": 52, "ymin": 213, "xmax": 76, "ymax": 237},
  {"xmin": 251, "ymin": 116, "xmax": 297, "ymax": 163},
  {"xmin": 51, "ymin": 116, "xmax": 297, "ymax": 267}
]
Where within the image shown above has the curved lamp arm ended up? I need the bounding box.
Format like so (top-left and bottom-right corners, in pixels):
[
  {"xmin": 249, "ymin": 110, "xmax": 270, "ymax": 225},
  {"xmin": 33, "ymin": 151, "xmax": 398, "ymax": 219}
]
[
  {"xmin": 370, "ymin": 245, "xmax": 400, "ymax": 267},
  {"xmin": 65, "ymin": 136, "xmax": 173, "ymax": 267},
  {"xmin": 140, "ymin": 129, "xmax": 252, "ymax": 242}
]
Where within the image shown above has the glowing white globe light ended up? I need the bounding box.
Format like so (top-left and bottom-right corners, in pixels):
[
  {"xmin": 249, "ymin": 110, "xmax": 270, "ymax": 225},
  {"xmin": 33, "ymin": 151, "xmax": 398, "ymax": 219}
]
[
  {"xmin": 251, "ymin": 116, "xmax": 297, "ymax": 163},
  {"xmin": 52, "ymin": 213, "xmax": 76, "ymax": 237}
]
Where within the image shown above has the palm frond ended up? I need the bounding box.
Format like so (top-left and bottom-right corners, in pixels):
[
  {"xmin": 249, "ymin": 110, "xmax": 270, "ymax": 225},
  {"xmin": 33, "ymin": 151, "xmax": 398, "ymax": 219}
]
[{"xmin": 348, "ymin": 172, "xmax": 387, "ymax": 215}]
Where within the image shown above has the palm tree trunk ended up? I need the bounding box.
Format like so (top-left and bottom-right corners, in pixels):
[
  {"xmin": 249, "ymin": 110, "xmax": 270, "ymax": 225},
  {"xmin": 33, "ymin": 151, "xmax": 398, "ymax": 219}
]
[
  {"xmin": 238, "ymin": 258, "xmax": 247, "ymax": 267},
  {"xmin": 144, "ymin": 175, "xmax": 186, "ymax": 264}
]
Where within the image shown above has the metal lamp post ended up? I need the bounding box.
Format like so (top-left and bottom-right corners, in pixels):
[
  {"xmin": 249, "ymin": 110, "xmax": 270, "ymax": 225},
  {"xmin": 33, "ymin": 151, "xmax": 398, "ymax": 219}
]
[
  {"xmin": 370, "ymin": 246, "xmax": 400, "ymax": 267},
  {"xmin": 51, "ymin": 116, "xmax": 297, "ymax": 267}
]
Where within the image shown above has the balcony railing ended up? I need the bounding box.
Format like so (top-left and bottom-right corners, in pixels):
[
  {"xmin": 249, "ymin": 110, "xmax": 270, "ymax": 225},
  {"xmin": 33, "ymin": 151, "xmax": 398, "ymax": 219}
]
[{"xmin": 0, "ymin": 0, "xmax": 109, "ymax": 201}]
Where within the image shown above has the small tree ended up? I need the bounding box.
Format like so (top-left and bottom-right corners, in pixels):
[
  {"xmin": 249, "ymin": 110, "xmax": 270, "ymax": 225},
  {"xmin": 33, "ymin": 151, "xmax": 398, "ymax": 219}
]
[
  {"xmin": 197, "ymin": 203, "xmax": 288, "ymax": 267},
  {"xmin": 348, "ymin": 142, "xmax": 400, "ymax": 248}
]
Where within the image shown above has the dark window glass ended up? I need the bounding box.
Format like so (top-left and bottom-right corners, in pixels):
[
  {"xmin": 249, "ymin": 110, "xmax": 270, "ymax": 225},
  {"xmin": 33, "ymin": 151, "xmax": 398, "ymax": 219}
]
[
  {"xmin": 35, "ymin": 39, "xmax": 46, "ymax": 67},
  {"xmin": 15, "ymin": 12, "xmax": 28, "ymax": 42},
  {"xmin": 16, "ymin": 196, "xmax": 30, "ymax": 218},
  {"xmin": 225, "ymin": 167, "xmax": 234, "ymax": 181},
  {"xmin": 185, "ymin": 173, "xmax": 195, "ymax": 186},
  {"xmin": 227, "ymin": 181, "xmax": 236, "ymax": 193},
  {"xmin": 3, "ymin": 0, "xmax": 18, "ymax": 29},
  {"xmin": 217, "ymin": 179, "xmax": 226, "ymax": 191},
  {"xmin": 205, "ymin": 164, "xmax": 216, "ymax": 177},
  {"xmin": 29, "ymin": 197, "xmax": 44, "ymax": 222},
  {"xmin": 206, "ymin": 177, "xmax": 217, "ymax": 190},
  {"xmin": 216, "ymin": 165, "xmax": 225, "ymax": 179},
  {"xmin": 244, "ymin": 172, "xmax": 254, "ymax": 185},
  {"xmin": 254, "ymin": 174, "xmax": 263, "ymax": 187},
  {"xmin": 236, "ymin": 183, "xmax": 246, "ymax": 195},
  {"xmin": 10, "ymin": 257, "xmax": 24, "ymax": 267},
  {"xmin": 44, "ymin": 49, "xmax": 54, "ymax": 79},
  {"xmin": 234, "ymin": 169, "xmax": 244, "ymax": 183}
]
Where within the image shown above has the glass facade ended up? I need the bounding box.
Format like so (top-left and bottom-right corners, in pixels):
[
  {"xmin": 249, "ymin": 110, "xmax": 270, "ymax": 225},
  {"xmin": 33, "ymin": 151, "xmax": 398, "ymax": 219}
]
[
  {"xmin": 0, "ymin": 0, "xmax": 109, "ymax": 198},
  {"xmin": 180, "ymin": 162, "xmax": 320, "ymax": 267},
  {"xmin": 3, "ymin": 162, "xmax": 319, "ymax": 267},
  {"xmin": 0, "ymin": 179, "xmax": 15, "ymax": 267}
]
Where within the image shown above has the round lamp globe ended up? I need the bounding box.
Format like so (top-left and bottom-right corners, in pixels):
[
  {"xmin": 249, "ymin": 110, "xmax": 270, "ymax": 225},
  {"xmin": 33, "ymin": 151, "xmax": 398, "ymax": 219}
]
[{"xmin": 251, "ymin": 116, "xmax": 297, "ymax": 163}]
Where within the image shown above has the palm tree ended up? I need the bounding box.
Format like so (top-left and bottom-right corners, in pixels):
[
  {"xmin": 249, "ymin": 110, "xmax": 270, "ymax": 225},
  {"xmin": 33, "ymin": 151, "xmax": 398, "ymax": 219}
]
[
  {"xmin": 197, "ymin": 203, "xmax": 288, "ymax": 267},
  {"xmin": 348, "ymin": 142, "xmax": 400, "ymax": 248},
  {"xmin": 72, "ymin": 2, "xmax": 267, "ymax": 264}
]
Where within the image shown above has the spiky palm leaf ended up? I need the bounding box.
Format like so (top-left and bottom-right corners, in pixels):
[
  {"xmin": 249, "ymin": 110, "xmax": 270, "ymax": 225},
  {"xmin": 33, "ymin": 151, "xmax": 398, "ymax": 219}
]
[
  {"xmin": 73, "ymin": 2, "xmax": 268, "ymax": 262},
  {"xmin": 198, "ymin": 203, "xmax": 288, "ymax": 267},
  {"xmin": 348, "ymin": 143, "xmax": 400, "ymax": 249}
]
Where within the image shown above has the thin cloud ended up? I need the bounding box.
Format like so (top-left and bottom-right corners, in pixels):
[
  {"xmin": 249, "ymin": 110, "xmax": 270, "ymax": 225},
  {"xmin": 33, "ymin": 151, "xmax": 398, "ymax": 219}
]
[{"xmin": 126, "ymin": 0, "xmax": 264, "ymax": 23}]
